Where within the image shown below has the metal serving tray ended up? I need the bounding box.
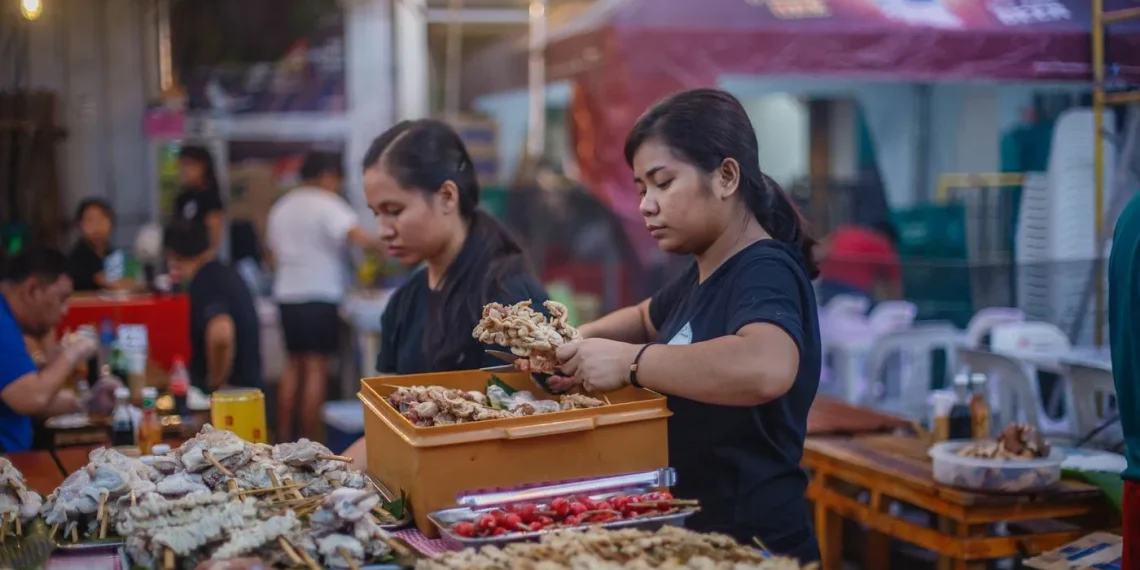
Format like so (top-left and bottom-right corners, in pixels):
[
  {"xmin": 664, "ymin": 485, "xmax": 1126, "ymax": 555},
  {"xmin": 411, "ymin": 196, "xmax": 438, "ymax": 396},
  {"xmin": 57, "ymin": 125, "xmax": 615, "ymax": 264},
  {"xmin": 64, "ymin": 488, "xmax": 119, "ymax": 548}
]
[{"xmin": 427, "ymin": 468, "xmax": 694, "ymax": 549}]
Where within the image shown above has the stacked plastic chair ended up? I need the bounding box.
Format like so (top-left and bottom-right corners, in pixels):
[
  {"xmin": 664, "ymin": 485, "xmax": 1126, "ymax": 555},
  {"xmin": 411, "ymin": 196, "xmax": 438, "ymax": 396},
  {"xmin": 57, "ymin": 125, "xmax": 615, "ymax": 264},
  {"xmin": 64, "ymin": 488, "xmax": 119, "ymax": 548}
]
[
  {"xmin": 1016, "ymin": 109, "xmax": 1114, "ymax": 346},
  {"xmin": 818, "ymin": 296, "xmax": 917, "ymax": 403}
]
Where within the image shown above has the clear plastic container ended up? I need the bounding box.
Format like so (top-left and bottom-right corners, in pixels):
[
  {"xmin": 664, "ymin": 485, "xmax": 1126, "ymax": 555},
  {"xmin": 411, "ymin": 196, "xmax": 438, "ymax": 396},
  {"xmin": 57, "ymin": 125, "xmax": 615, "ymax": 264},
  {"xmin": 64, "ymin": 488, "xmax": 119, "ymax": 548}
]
[{"xmin": 928, "ymin": 441, "xmax": 1065, "ymax": 493}]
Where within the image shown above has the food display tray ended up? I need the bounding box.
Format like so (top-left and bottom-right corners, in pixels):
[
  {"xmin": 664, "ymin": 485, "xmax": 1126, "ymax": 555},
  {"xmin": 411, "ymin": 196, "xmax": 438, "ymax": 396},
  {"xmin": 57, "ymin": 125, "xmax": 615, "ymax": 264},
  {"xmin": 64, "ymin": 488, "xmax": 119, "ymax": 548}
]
[
  {"xmin": 427, "ymin": 468, "xmax": 695, "ymax": 549},
  {"xmin": 52, "ymin": 538, "xmax": 126, "ymax": 552}
]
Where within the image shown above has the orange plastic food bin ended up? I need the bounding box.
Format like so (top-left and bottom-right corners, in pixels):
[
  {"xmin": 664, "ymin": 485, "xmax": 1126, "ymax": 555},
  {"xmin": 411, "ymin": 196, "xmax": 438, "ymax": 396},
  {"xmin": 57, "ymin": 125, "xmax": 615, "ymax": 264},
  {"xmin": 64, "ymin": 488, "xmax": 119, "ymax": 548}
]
[{"xmin": 359, "ymin": 370, "xmax": 671, "ymax": 536}]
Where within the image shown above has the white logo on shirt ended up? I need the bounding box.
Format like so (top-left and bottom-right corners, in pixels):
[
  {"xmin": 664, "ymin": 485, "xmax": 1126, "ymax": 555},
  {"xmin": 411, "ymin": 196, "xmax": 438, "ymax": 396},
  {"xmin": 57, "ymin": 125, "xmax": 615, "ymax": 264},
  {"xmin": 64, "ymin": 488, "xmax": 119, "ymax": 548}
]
[
  {"xmin": 668, "ymin": 323, "xmax": 693, "ymax": 346},
  {"xmin": 183, "ymin": 201, "xmax": 198, "ymax": 219}
]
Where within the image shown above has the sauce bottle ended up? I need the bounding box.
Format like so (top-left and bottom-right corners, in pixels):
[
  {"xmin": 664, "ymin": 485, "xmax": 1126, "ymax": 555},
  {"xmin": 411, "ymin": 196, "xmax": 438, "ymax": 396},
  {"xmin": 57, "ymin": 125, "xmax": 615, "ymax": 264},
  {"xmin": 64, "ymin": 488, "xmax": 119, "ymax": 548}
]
[
  {"xmin": 169, "ymin": 356, "xmax": 190, "ymax": 418},
  {"xmin": 969, "ymin": 373, "xmax": 992, "ymax": 440},
  {"xmin": 948, "ymin": 373, "xmax": 973, "ymax": 440},
  {"xmin": 109, "ymin": 387, "xmax": 136, "ymax": 447},
  {"xmin": 138, "ymin": 386, "xmax": 162, "ymax": 455}
]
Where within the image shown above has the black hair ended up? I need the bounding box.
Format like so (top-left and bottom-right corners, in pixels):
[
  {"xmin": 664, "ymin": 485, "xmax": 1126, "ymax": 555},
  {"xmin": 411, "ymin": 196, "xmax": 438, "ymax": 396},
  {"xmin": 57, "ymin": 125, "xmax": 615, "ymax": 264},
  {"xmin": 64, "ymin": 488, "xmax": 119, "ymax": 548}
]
[
  {"xmin": 870, "ymin": 220, "xmax": 900, "ymax": 247},
  {"xmin": 362, "ymin": 119, "xmax": 532, "ymax": 371},
  {"xmin": 75, "ymin": 197, "xmax": 114, "ymax": 225},
  {"xmin": 163, "ymin": 220, "xmax": 211, "ymax": 259},
  {"xmin": 300, "ymin": 150, "xmax": 345, "ymax": 182},
  {"xmin": 1, "ymin": 247, "xmax": 69, "ymax": 284},
  {"xmin": 178, "ymin": 145, "xmax": 221, "ymax": 194},
  {"xmin": 623, "ymin": 88, "xmax": 819, "ymax": 278}
]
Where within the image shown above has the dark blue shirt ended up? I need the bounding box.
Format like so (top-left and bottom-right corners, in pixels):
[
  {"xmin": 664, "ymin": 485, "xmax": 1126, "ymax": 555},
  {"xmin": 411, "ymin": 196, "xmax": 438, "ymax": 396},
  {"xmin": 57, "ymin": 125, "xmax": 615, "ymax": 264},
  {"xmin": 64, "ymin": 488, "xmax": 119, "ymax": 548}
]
[
  {"xmin": 0, "ymin": 294, "xmax": 37, "ymax": 452},
  {"xmin": 649, "ymin": 240, "xmax": 821, "ymax": 562},
  {"xmin": 378, "ymin": 270, "xmax": 550, "ymax": 375}
]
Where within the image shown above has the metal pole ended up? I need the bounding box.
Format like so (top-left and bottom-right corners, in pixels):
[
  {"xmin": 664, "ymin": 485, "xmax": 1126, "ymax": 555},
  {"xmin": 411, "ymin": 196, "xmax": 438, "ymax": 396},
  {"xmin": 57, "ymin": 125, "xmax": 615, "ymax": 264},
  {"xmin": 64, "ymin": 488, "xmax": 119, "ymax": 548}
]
[
  {"xmin": 1092, "ymin": 0, "xmax": 1106, "ymax": 346},
  {"xmin": 157, "ymin": 0, "xmax": 173, "ymax": 92},
  {"xmin": 526, "ymin": 0, "xmax": 548, "ymax": 160},
  {"xmin": 443, "ymin": 0, "xmax": 463, "ymax": 121}
]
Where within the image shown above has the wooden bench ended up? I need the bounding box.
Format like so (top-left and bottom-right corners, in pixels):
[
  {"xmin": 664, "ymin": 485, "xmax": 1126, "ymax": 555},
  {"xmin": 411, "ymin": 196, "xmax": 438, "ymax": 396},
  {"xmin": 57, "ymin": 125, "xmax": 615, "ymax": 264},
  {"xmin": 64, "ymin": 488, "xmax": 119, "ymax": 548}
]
[{"xmin": 803, "ymin": 435, "xmax": 1115, "ymax": 570}]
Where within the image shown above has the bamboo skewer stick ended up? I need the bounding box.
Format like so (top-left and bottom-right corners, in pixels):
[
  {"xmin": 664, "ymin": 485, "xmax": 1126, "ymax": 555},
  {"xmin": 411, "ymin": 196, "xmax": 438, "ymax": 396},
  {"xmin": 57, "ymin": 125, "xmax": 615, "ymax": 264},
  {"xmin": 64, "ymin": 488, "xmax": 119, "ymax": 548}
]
[
  {"xmin": 13, "ymin": 512, "xmax": 21, "ymax": 536},
  {"xmin": 240, "ymin": 483, "xmax": 308, "ymax": 497},
  {"xmin": 316, "ymin": 454, "xmax": 353, "ymax": 463},
  {"xmin": 269, "ymin": 472, "xmax": 287, "ymax": 502},
  {"xmin": 70, "ymin": 522, "xmax": 78, "ymax": 543},
  {"xmin": 97, "ymin": 490, "xmax": 109, "ymax": 539},
  {"xmin": 283, "ymin": 478, "xmax": 306, "ymax": 500},
  {"xmin": 338, "ymin": 547, "xmax": 361, "ymax": 570},
  {"xmin": 164, "ymin": 547, "xmax": 175, "ymax": 570},
  {"xmin": 49, "ymin": 523, "xmax": 59, "ymax": 540},
  {"xmin": 1, "ymin": 513, "xmax": 9, "ymax": 543},
  {"xmin": 130, "ymin": 489, "xmax": 137, "ymax": 506},
  {"xmin": 278, "ymin": 537, "xmax": 303, "ymax": 566},
  {"xmin": 203, "ymin": 451, "xmax": 235, "ymax": 477},
  {"xmin": 298, "ymin": 547, "xmax": 321, "ymax": 570}
]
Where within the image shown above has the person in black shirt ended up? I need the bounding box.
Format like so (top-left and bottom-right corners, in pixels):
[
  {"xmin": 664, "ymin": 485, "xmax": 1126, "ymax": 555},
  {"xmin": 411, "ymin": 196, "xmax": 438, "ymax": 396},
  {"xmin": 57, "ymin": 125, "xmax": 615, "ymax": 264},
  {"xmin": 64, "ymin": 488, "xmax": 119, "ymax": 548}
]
[
  {"xmin": 549, "ymin": 89, "xmax": 822, "ymax": 563},
  {"xmin": 163, "ymin": 221, "xmax": 262, "ymax": 392},
  {"xmin": 173, "ymin": 145, "xmax": 226, "ymax": 253},
  {"xmin": 67, "ymin": 198, "xmax": 116, "ymax": 292},
  {"xmin": 341, "ymin": 119, "xmax": 548, "ymax": 460}
]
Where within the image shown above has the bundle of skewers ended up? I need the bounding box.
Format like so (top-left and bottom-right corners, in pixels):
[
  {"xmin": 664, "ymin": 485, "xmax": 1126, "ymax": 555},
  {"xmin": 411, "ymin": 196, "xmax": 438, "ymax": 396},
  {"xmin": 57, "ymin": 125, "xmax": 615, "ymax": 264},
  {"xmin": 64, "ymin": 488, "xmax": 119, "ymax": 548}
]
[
  {"xmin": 37, "ymin": 425, "xmax": 412, "ymax": 570},
  {"xmin": 0, "ymin": 457, "xmax": 42, "ymax": 543}
]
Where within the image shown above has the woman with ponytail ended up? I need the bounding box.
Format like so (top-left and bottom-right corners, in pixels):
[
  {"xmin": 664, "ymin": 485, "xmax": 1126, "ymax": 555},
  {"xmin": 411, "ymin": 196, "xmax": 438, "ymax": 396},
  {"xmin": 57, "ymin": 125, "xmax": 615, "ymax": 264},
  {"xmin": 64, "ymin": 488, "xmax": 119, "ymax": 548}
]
[
  {"xmin": 359, "ymin": 119, "xmax": 549, "ymax": 374},
  {"xmin": 550, "ymin": 89, "xmax": 821, "ymax": 562}
]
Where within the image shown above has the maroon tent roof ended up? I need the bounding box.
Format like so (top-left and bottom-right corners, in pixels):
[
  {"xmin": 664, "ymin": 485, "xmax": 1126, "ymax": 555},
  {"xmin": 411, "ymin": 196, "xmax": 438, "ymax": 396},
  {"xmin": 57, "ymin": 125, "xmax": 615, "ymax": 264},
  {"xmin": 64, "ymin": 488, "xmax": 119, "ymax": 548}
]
[
  {"xmin": 465, "ymin": 0, "xmax": 1140, "ymax": 99},
  {"xmin": 465, "ymin": 0, "xmax": 1140, "ymax": 266}
]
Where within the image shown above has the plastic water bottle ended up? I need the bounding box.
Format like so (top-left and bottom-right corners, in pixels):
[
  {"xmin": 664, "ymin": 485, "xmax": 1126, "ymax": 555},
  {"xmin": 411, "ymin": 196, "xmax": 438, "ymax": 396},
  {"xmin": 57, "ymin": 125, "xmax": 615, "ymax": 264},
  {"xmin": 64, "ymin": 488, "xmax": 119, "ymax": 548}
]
[{"xmin": 169, "ymin": 356, "xmax": 190, "ymax": 417}]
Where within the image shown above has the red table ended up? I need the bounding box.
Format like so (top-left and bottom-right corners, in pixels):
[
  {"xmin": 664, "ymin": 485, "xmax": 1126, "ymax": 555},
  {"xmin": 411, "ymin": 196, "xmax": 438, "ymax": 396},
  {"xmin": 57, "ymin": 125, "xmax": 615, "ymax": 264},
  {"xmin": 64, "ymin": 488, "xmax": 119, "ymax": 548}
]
[
  {"xmin": 5, "ymin": 451, "xmax": 65, "ymax": 495},
  {"xmin": 59, "ymin": 294, "xmax": 190, "ymax": 370}
]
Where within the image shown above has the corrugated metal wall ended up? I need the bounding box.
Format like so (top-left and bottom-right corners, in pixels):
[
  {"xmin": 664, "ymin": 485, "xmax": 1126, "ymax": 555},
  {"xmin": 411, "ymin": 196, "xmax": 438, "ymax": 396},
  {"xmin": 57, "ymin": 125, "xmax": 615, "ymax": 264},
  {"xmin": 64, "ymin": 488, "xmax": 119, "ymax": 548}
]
[{"xmin": 26, "ymin": 0, "xmax": 158, "ymax": 247}]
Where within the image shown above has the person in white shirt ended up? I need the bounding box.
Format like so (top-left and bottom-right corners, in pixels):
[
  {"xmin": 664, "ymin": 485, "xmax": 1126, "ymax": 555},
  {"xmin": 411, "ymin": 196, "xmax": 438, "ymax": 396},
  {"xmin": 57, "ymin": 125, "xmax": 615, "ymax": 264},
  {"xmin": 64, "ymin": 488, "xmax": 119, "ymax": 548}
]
[{"xmin": 266, "ymin": 151, "xmax": 380, "ymax": 441}]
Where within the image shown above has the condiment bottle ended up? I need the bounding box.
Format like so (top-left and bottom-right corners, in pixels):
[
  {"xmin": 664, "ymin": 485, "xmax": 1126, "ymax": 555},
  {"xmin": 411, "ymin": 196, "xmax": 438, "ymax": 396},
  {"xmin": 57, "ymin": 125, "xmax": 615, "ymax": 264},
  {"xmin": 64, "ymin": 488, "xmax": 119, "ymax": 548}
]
[
  {"xmin": 948, "ymin": 374, "xmax": 973, "ymax": 440},
  {"xmin": 169, "ymin": 356, "xmax": 190, "ymax": 417},
  {"xmin": 109, "ymin": 387, "xmax": 136, "ymax": 447},
  {"xmin": 969, "ymin": 373, "xmax": 992, "ymax": 440},
  {"xmin": 929, "ymin": 391, "xmax": 955, "ymax": 442},
  {"xmin": 138, "ymin": 386, "xmax": 162, "ymax": 455}
]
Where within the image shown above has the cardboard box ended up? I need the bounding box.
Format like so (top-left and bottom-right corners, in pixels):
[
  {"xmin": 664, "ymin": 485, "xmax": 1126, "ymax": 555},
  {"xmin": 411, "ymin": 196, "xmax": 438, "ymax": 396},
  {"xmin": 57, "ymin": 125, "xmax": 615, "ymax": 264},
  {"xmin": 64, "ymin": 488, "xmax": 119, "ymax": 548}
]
[{"xmin": 1023, "ymin": 532, "xmax": 1123, "ymax": 570}]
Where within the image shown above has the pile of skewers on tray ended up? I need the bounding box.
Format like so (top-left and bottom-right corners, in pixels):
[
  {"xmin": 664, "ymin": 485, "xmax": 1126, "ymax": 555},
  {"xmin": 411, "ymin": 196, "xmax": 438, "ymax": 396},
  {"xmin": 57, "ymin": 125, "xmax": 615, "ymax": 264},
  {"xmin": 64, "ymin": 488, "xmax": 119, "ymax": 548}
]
[{"xmin": 21, "ymin": 425, "xmax": 414, "ymax": 569}]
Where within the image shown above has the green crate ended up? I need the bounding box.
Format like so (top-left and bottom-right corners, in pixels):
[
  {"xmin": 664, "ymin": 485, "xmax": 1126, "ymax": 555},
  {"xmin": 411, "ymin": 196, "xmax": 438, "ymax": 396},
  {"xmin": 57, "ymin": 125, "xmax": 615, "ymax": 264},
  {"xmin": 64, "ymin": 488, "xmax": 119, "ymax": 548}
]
[{"xmin": 893, "ymin": 204, "xmax": 972, "ymax": 328}]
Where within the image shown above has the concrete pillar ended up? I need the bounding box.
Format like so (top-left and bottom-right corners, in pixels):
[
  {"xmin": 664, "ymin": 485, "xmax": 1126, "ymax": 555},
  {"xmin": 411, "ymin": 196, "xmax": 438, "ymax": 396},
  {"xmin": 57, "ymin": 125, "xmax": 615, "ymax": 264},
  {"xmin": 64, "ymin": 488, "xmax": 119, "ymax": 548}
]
[
  {"xmin": 344, "ymin": 0, "xmax": 396, "ymax": 221},
  {"xmin": 393, "ymin": 0, "xmax": 430, "ymax": 121}
]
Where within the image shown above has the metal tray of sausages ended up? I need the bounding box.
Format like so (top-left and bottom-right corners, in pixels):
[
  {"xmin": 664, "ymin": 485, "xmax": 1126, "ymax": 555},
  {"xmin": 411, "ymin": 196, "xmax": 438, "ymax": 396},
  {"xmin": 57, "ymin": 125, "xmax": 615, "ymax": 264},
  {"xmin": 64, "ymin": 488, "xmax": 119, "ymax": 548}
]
[{"xmin": 428, "ymin": 468, "xmax": 695, "ymax": 549}]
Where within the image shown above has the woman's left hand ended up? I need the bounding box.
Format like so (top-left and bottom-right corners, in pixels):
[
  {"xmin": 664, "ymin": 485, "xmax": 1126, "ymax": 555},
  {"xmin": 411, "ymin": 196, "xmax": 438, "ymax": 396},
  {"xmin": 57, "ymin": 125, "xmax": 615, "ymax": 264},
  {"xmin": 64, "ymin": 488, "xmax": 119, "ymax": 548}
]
[{"xmin": 556, "ymin": 339, "xmax": 640, "ymax": 393}]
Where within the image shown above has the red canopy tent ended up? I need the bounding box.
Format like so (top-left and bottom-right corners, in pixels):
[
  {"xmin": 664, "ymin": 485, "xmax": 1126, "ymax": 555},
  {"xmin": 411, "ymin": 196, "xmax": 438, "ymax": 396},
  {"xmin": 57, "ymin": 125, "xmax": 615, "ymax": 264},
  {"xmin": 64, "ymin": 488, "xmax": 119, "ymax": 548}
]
[{"xmin": 464, "ymin": 0, "xmax": 1140, "ymax": 264}]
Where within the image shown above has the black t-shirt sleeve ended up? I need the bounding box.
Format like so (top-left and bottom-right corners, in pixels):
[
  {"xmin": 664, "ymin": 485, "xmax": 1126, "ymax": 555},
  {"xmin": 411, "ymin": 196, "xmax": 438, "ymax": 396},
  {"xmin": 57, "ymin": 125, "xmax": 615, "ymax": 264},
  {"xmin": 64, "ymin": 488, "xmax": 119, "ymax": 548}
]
[
  {"xmin": 68, "ymin": 243, "xmax": 104, "ymax": 292},
  {"xmin": 725, "ymin": 251, "xmax": 806, "ymax": 353},
  {"xmin": 648, "ymin": 264, "xmax": 695, "ymax": 331}
]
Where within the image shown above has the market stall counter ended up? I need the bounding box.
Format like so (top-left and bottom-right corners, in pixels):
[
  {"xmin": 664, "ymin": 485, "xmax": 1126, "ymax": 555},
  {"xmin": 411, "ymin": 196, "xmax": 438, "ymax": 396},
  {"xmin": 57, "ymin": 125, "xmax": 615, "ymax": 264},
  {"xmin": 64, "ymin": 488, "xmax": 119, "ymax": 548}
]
[
  {"xmin": 3, "ymin": 451, "xmax": 65, "ymax": 495},
  {"xmin": 803, "ymin": 434, "xmax": 1115, "ymax": 570}
]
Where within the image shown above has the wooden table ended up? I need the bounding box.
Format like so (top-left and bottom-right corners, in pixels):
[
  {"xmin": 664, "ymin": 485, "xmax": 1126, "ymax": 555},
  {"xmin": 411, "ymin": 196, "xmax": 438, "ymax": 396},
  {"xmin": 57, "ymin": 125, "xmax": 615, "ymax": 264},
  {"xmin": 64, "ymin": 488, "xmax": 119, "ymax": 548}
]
[
  {"xmin": 5, "ymin": 451, "xmax": 65, "ymax": 495},
  {"xmin": 807, "ymin": 396, "xmax": 913, "ymax": 437},
  {"xmin": 803, "ymin": 435, "xmax": 1114, "ymax": 570}
]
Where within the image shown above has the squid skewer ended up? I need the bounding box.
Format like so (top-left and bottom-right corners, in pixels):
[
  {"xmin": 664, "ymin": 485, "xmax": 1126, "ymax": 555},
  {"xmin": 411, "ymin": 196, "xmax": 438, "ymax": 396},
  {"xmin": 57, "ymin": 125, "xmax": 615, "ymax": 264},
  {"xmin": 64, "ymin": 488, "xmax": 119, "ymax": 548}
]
[{"xmin": 203, "ymin": 450, "xmax": 235, "ymax": 477}]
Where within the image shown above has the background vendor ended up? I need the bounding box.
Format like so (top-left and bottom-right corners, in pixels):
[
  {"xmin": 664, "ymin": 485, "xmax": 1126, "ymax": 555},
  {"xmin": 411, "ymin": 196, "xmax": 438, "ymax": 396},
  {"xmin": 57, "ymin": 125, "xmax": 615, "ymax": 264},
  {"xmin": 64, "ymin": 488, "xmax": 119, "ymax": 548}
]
[
  {"xmin": 0, "ymin": 248, "xmax": 98, "ymax": 452},
  {"xmin": 550, "ymin": 89, "xmax": 821, "ymax": 562},
  {"xmin": 343, "ymin": 119, "xmax": 550, "ymax": 463},
  {"xmin": 164, "ymin": 221, "xmax": 263, "ymax": 392},
  {"xmin": 68, "ymin": 197, "xmax": 134, "ymax": 292}
]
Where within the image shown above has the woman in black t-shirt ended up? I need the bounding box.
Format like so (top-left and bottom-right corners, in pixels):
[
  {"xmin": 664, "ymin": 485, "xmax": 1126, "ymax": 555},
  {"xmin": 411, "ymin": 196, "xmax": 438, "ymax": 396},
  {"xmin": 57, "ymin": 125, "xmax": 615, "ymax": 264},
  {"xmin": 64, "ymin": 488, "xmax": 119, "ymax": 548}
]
[
  {"xmin": 68, "ymin": 198, "xmax": 115, "ymax": 292},
  {"xmin": 549, "ymin": 89, "xmax": 822, "ymax": 563},
  {"xmin": 173, "ymin": 145, "xmax": 225, "ymax": 252},
  {"xmin": 342, "ymin": 120, "xmax": 549, "ymax": 461}
]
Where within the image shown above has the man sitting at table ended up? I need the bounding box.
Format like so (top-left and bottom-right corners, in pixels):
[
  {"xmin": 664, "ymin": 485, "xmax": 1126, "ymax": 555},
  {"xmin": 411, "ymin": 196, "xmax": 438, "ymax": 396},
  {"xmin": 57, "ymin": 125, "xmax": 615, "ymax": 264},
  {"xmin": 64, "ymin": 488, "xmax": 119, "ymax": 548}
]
[
  {"xmin": 164, "ymin": 220, "xmax": 263, "ymax": 392},
  {"xmin": 0, "ymin": 248, "xmax": 99, "ymax": 452}
]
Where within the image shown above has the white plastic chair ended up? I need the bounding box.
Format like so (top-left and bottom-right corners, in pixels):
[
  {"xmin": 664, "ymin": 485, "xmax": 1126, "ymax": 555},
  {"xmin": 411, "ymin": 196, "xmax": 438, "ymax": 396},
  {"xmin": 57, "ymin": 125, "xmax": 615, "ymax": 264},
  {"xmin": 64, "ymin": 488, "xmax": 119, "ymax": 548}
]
[
  {"xmin": 990, "ymin": 321, "xmax": 1075, "ymax": 435},
  {"xmin": 963, "ymin": 308, "xmax": 1025, "ymax": 348},
  {"xmin": 1063, "ymin": 362, "xmax": 1121, "ymax": 447},
  {"xmin": 862, "ymin": 322, "xmax": 961, "ymax": 419},
  {"xmin": 867, "ymin": 301, "xmax": 918, "ymax": 335},
  {"xmin": 956, "ymin": 348, "xmax": 1045, "ymax": 431}
]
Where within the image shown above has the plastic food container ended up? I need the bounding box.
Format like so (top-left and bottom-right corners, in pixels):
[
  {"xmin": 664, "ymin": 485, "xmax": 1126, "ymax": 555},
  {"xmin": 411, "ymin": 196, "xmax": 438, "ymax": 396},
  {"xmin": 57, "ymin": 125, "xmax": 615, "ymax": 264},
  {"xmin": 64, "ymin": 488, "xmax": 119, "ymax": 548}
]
[
  {"xmin": 929, "ymin": 440, "xmax": 1065, "ymax": 493},
  {"xmin": 359, "ymin": 370, "xmax": 671, "ymax": 536}
]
